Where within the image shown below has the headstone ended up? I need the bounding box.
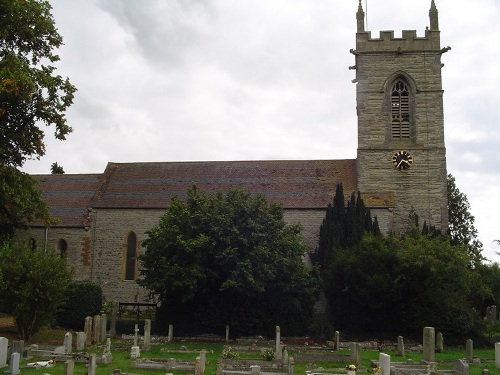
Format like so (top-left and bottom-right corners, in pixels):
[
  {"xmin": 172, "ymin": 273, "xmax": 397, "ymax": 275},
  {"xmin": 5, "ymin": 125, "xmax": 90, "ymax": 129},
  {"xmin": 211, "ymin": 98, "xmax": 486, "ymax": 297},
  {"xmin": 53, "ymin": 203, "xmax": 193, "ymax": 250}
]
[
  {"xmin": 486, "ymin": 306, "xmax": 491, "ymax": 321},
  {"xmin": 4, "ymin": 353, "xmax": 20, "ymax": 375},
  {"xmin": 282, "ymin": 349, "xmax": 288, "ymax": 365},
  {"xmin": 195, "ymin": 357, "xmax": 201, "ymax": 375},
  {"xmin": 274, "ymin": 326, "xmax": 282, "ymax": 359},
  {"xmin": 250, "ymin": 365, "xmax": 261, "ymax": 374},
  {"xmin": 492, "ymin": 306, "xmax": 498, "ymax": 322},
  {"xmin": 495, "ymin": 342, "xmax": 500, "ymax": 369},
  {"xmin": 105, "ymin": 338, "xmax": 111, "ymax": 353},
  {"xmin": 423, "ymin": 327, "xmax": 435, "ymax": 362},
  {"xmin": 84, "ymin": 316, "xmax": 93, "ymax": 346},
  {"xmin": 199, "ymin": 350, "xmax": 207, "ymax": 373},
  {"xmin": 143, "ymin": 319, "xmax": 151, "ymax": 351},
  {"xmin": 379, "ymin": 353, "xmax": 390, "ymax": 375},
  {"xmin": 168, "ymin": 324, "xmax": 173, "ymax": 342},
  {"xmin": 88, "ymin": 354, "xmax": 97, "ymax": 375},
  {"xmin": 436, "ymin": 332, "xmax": 444, "ymax": 353},
  {"xmin": 225, "ymin": 325, "xmax": 229, "ymax": 343},
  {"xmin": 0, "ymin": 337, "xmax": 8, "ymax": 368},
  {"xmin": 100, "ymin": 313, "xmax": 107, "ymax": 342},
  {"xmin": 109, "ymin": 306, "xmax": 117, "ymax": 337},
  {"xmin": 130, "ymin": 346, "xmax": 140, "ymax": 359},
  {"xmin": 64, "ymin": 359, "xmax": 74, "ymax": 375},
  {"xmin": 454, "ymin": 359, "xmax": 469, "ymax": 375},
  {"xmin": 101, "ymin": 352, "xmax": 113, "ymax": 364},
  {"xmin": 482, "ymin": 370, "xmax": 489, "ymax": 375},
  {"xmin": 334, "ymin": 331, "xmax": 340, "ymax": 351},
  {"xmin": 397, "ymin": 336, "xmax": 405, "ymax": 357},
  {"xmin": 133, "ymin": 324, "xmax": 139, "ymax": 347},
  {"xmin": 64, "ymin": 331, "xmax": 72, "ymax": 354},
  {"xmin": 466, "ymin": 339, "xmax": 473, "ymax": 362},
  {"xmin": 355, "ymin": 343, "xmax": 362, "ymax": 367},
  {"xmin": 9, "ymin": 341, "xmax": 23, "ymax": 359},
  {"xmin": 93, "ymin": 314, "xmax": 102, "ymax": 344},
  {"xmin": 76, "ymin": 332, "xmax": 86, "ymax": 351}
]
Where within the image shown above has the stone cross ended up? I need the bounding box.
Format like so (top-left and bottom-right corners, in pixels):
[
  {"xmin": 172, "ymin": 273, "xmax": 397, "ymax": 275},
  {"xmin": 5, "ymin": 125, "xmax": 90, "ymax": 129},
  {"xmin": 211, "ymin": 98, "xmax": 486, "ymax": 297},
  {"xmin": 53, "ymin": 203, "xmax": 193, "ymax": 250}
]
[
  {"xmin": 133, "ymin": 324, "xmax": 139, "ymax": 347},
  {"xmin": 423, "ymin": 327, "xmax": 435, "ymax": 362},
  {"xmin": 0, "ymin": 337, "xmax": 8, "ymax": 368},
  {"xmin": 5, "ymin": 352, "xmax": 20, "ymax": 375},
  {"xmin": 84, "ymin": 316, "xmax": 93, "ymax": 346},
  {"xmin": 274, "ymin": 326, "xmax": 282, "ymax": 359}
]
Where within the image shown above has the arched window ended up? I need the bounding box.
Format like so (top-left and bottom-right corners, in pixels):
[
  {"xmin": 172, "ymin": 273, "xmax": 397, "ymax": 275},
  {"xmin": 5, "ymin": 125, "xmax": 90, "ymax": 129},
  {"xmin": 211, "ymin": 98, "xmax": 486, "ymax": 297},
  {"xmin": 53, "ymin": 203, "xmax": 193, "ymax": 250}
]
[
  {"xmin": 57, "ymin": 239, "xmax": 68, "ymax": 259},
  {"xmin": 125, "ymin": 232, "xmax": 137, "ymax": 280},
  {"xmin": 391, "ymin": 79, "xmax": 410, "ymax": 139}
]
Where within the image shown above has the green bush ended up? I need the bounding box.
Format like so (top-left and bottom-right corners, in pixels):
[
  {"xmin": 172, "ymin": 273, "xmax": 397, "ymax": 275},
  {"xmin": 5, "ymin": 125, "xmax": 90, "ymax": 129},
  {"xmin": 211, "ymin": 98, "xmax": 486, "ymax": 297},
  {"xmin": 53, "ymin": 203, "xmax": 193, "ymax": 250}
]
[{"xmin": 56, "ymin": 281, "xmax": 102, "ymax": 330}]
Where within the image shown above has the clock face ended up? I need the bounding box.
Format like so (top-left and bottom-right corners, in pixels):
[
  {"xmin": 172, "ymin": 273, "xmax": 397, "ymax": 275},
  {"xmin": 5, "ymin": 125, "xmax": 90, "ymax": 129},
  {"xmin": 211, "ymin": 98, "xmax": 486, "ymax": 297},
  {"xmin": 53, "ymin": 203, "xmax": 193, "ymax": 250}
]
[{"xmin": 392, "ymin": 150, "xmax": 413, "ymax": 171}]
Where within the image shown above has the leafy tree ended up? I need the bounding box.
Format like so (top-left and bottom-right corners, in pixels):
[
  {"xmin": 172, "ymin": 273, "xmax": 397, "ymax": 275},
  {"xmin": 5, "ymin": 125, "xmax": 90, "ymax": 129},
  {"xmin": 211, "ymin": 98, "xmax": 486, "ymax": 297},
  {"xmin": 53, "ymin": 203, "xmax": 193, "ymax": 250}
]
[
  {"xmin": 0, "ymin": 165, "xmax": 54, "ymax": 243},
  {"xmin": 447, "ymin": 174, "xmax": 484, "ymax": 266},
  {"xmin": 325, "ymin": 232, "xmax": 483, "ymax": 334},
  {"xmin": 56, "ymin": 281, "xmax": 102, "ymax": 330},
  {"xmin": 0, "ymin": 242, "xmax": 73, "ymax": 341},
  {"xmin": 139, "ymin": 185, "xmax": 320, "ymax": 336},
  {"xmin": 1, "ymin": 0, "xmax": 76, "ymax": 167},
  {"xmin": 50, "ymin": 161, "xmax": 64, "ymax": 174}
]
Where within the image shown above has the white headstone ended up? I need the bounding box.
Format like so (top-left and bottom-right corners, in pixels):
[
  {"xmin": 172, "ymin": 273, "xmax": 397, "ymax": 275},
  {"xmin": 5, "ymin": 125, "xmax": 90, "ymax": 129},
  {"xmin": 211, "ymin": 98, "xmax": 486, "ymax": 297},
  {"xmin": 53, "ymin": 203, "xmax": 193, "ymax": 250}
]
[
  {"xmin": 0, "ymin": 337, "xmax": 8, "ymax": 368},
  {"xmin": 130, "ymin": 346, "xmax": 140, "ymax": 359},
  {"xmin": 379, "ymin": 353, "xmax": 391, "ymax": 375},
  {"xmin": 64, "ymin": 359, "xmax": 74, "ymax": 375},
  {"xmin": 5, "ymin": 352, "xmax": 20, "ymax": 375},
  {"xmin": 133, "ymin": 324, "xmax": 139, "ymax": 347},
  {"xmin": 274, "ymin": 326, "xmax": 282, "ymax": 359},
  {"xmin": 495, "ymin": 342, "xmax": 500, "ymax": 369},
  {"xmin": 76, "ymin": 332, "xmax": 86, "ymax": 351},
  {"xmin": 64, "ymin": 331, "xmax": 72, "ymax": 354},
  {"xmin": 423, "ymin": 327, "xmax": 435, "ymax": 362},
  {"xmin": 88, "ymin": 354, "xmax": 97, "ymax": 375},
  {"xmin": 168, "ymin": 324, "xmax": 173, "ymax": 342}
]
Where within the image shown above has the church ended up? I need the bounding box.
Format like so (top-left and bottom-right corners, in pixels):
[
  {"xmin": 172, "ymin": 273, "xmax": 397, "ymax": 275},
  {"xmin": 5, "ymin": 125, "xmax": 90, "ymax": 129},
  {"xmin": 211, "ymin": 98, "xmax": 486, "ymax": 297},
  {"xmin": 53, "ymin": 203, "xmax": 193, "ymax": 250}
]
[{"xmin": 24, "ymin": 1, "xmax": 448, "ymax": 304}]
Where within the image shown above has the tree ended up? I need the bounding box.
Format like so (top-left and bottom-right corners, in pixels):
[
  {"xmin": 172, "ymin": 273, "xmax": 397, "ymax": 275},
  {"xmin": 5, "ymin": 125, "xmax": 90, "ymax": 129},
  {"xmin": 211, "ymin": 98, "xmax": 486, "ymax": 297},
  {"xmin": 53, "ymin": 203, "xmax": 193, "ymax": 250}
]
[
  {"xmin": 50, "ymin": 162, "xmax": 64, "ymax": 174},
  {"xmin": 447, "ymin": 174, "xmax": 484, "ymax": 266},
  {"xmin": 0, "ymin": 165, "xmax": 54, "ymax": 244},
  {"xmin": 139, "ymin": 185, "xmax": 320, "ymax": 336},
  {"xmin": 0, "ymin": 242, "xmax": 73, "ymax": 341},
  {"xmin": 1, "ymin": 0, "xmax": 76, "ymax": 167}
]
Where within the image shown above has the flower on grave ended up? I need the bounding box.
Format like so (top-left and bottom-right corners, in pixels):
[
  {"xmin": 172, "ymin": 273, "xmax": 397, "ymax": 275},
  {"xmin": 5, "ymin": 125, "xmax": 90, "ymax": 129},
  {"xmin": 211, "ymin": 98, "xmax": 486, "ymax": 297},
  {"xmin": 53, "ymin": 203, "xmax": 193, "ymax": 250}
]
[
  {"xmin": 346, "ymin": 364, "xmax": 357, "ymax": 371},
  {"xmin": 222, "ymin": 347, "xmax": 240, "ymax": 359},
  {"xmin": 371, "ymin": 363, "xmax": 381, "ymax": 373},
  {"xmin": 260, "ymin": 348, "xmax": 275, "ymax": 361}
]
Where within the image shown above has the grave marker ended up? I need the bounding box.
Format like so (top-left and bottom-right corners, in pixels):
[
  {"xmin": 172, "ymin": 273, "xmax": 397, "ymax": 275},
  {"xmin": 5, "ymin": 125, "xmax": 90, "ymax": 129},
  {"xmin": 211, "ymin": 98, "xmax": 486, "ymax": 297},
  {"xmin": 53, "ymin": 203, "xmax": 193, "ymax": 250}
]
[
  {"xmin": 88, "ymin": 354, "xmax": 96, "ymax": 375},
  {"xmin": 100, "ymin": 313, "xmax": 107, "ymax": 342},
  {"xmin": 84, "ymin": 316, "xmax": 93, "ymax": 346},
  {"xmin": 274, "ymin": 326, "xmax": 282, "ymax": 359},
  {"xmin": 4, "ymin": 352, "xmax": 20, "ymax": 375},
  {"xmin": 495, "ymin": 342, "xmax": 500, "ymax": 369},
  {"xmin": 466, "ymin": 339, "xmax": 473, "ymax": 362},
  {"xmin": 436, "ymin": 332, "xmax": 444, "ymax": 353},
  {"xmin": 0, "ymin": 337, "xmax": 7, "ymax": 368},
  {"xmin": 334, "ymin": 331, "xmax": 340, "ymax": 351},
  {"xmin": 64, "ymin": 331, "xmax": 72, "ymax": 354},
  {"xmin": 76, "ymin": 332, "xmax": 86, "ymax": 351},
  {"xmin": 143, "ymin": 319, "xmax": 151, "ymax": 351},
  {"xmin": 168, "ymin": 324, "xmax": 174, "ymax": 342},
  {"xmin": 64, "ymin": 359, "xmax": 74, "ymax": 375},
  {"xmin": 379, "ymin": 353, "xmax": 390, "ymax": 375},
  {"xmin": 423, "ymin": 327, "xmax": 435, "ymax": 362},
  {"xmin": 397, "ymin": 336, "xmax": 405, "ymax": 357}
]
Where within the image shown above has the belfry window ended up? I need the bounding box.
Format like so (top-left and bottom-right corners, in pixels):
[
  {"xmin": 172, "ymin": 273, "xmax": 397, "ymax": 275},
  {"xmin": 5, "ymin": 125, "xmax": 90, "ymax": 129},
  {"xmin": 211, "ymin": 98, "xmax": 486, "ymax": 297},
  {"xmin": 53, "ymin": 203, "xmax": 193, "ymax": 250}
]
[
  {"xmin": 391, "ymin": 80, "xmax": 410, "ymax": 139},
  {"xmin": 125, "ymin": 232, "xmax": 137, "ymax": 280}
]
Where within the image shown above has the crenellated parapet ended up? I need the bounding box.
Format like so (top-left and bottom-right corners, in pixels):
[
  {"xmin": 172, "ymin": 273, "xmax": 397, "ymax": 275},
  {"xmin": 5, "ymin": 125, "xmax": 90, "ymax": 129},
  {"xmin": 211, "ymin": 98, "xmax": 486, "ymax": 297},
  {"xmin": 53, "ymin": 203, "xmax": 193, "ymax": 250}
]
[{"xmin": 355, "ymin": 29, "xmax": 441, "ymax": 53}]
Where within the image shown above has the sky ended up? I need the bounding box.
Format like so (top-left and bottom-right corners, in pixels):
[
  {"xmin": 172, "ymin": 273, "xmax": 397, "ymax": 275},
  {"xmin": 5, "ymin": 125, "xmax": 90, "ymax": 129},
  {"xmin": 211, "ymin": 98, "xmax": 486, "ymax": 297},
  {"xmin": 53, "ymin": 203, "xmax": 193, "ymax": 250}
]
[{"xmin": 22, "ymin": 0, "xmax": 500, "ymax": 260}]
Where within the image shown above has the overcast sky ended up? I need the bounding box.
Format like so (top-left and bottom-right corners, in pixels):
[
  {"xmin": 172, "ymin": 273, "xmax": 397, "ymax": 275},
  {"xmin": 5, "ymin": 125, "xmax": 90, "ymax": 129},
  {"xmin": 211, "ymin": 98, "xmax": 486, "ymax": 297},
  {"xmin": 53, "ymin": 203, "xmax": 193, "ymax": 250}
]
[{"xmin": 22, "ymin": 0, "xmax": 500, "ymax": 260}]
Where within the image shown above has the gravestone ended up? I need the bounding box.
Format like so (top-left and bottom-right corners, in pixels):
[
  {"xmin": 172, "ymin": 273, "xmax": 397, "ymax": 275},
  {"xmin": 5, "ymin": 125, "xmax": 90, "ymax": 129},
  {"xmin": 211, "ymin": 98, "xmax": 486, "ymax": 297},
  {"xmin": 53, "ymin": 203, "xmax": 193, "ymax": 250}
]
[
  {"xmin": 143, "ymin": 319, "xmax": 151, "ymax": 351},
  {"xmin": 76, "ymin": 332, "xmax": 86, "ymax": 351},
  {"xmin": 88, "ymin": 354, "xmax": 97, "ymax": 375},
  {"xmin": 64, "ymin": 359, "xmax": 74, "ymax": 375},
  {"xmin": 495, "ymin": 342, "xmax": 500, "ymax": 369},
  {"xmin": 355, "ymin": 343, "xmax": 362, "ymax": 367},
  {"xmin": 64, "ymin": 332, "xmax": 72, "ymax": 354},
  {"xmin": 133, "ymin": 324, "xmax": 139, "ymax": 347},
  {"xmin": 9, "ymin": 341, "xmax": 23, "ymax": 359},
  {"xmin": 454, "ymin": 359, "xmax": 469, "ymax": 375},
  {"xmin": 168, "ymin": 324, "xmax": 173, "ymax": 342},
  {"xmin": 225, "ymin": 325, "xmax": 229, "ymax": 343},
  {"xmin": 274, "ymin": 326, "xmax": 282, "ymax": 359},
  {"xmin": 0, "ymin": 337, "xmax": 8, "ymax": 368},
  {"xmin": 109, "ymin": 306, "xmax": 117, "ymax": 337},
  {"xmin": 423, "ymin": 327, "xmax": 435, "ymax": 362},
  {"xmin": 491, "ymin": 306, "xmax": 498, "ymax": 322},
  {"xmin": 250, "ymin": 365, "xmax": 261, "ymax": 374},
  {"xmin": 130, "ymin": 346, "xmax": 140, "ymax": 359},
  {"xmin": 397, "ymin": 336, "xmax": 405, "ymax": 357},
  {"xmin": 93, "ymin": 314, "xmax": 102, "ymax": 344},
  {"xmin": 84, "ymin": 316, "xmax": 93, "ymax": 346},
  {"xmin": 379, "ymin": 353, "xmax": 390, "ymax": 375},
  {"xmin": 100, "ymin": 313, "xmax": 107, "ymax": 342},
  {"xmin": 436, "ymin": 332, "xmax": 444, "ymax": 353},
  {"xmin": 466, "ymin": 339, "xmax": 473, "ymax": 362},
  {"xmin": 5, "ymin": 352, "xmax": 20, "ymax": 375},
  {"xmin": 199, "ymin": 350, "xmax": 207, "ymax": 373},
  {"xmin": 334, "ymin": 331, "xmax": 340, "ymax": 351}
]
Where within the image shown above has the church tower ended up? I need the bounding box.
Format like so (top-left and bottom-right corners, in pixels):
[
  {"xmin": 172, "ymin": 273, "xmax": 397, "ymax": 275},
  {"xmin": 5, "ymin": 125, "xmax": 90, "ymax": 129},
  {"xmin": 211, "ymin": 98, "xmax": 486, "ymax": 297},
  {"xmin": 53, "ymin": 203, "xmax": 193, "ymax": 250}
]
[{"xmin": 354, "ymin": 0, "xmax": 448, "ymax": 233}]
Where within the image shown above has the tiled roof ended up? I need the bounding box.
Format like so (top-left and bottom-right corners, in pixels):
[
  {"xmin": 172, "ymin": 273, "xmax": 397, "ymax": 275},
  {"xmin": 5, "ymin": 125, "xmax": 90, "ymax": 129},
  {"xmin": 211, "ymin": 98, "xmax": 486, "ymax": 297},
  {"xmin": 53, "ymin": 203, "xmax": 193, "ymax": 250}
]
[
  {"xmin": 32, "ymin": 174, "xmax": 101, "ymax": 227},
  {"xmin": 90, "ymin": 159, "xmax": 358, "ymax": 209}
]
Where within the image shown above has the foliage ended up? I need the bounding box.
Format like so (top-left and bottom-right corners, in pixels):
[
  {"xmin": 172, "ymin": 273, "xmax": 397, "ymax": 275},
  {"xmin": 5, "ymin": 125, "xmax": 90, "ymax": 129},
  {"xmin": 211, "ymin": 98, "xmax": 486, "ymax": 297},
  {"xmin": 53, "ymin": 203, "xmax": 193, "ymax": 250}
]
[
  {"xmin": 324, "ymin": 232, "xmax": 483, "ymax": 334},
  {"xmin": 0, "ymin": 165, "xmax": 55, "ymax": 244},
  {"xmin": 139, "ymin": 185, "xmax": 320, "ymax": 336},
  {"xmin": 313, "ymin": 184, "xmax": 380, "ymax": 268},
  {"xmin": 50, "ymin": 162, "xmax": 64, "ymax": 174},
  {"xmin": 260, "ymin": 348, "xmax": 274, "ymax": 361},
  {"xmin": 56, "ymin": 280, "xmax": 102, "ymax": 330},
  {"xmin": 447, "ymin": 174, "xmax": 483, "ymax": 266},
  {"xmin": 222, "ymin": 347, "xmax": 240, "ymax": 359},
  {"xmin": 0, "ymin": 242, "xmax": 73, "ymax": 341},
  {"xmin": 0, "ymin": 0, "xmax": 76, "ymax": 168}
]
